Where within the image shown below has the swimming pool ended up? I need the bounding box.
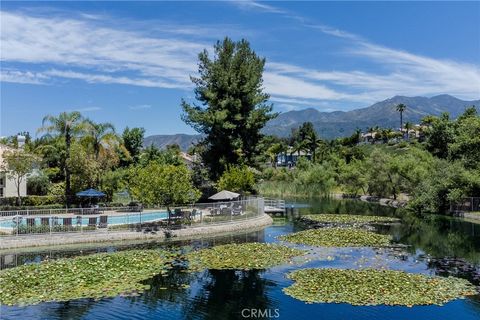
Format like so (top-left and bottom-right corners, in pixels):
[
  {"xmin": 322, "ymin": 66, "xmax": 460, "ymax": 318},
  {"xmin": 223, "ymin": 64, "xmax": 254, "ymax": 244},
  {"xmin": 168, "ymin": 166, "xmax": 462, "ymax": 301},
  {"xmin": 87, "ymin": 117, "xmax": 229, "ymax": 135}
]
[{"xmin": 0, "ymin": 211, "xmax": 169, "ymax": 228}]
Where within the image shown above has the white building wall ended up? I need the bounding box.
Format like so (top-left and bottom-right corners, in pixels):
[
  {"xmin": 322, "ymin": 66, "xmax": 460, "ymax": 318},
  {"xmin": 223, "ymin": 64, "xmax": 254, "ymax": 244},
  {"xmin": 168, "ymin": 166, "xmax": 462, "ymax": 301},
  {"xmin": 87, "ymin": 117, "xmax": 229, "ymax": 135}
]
[
  {"xmin": 0, "ymin": 144, "xmax": 28, "ymax": 198},
  {"xmin": 2, "ymin": 173, "xmax": 27, "ymax": 197}
]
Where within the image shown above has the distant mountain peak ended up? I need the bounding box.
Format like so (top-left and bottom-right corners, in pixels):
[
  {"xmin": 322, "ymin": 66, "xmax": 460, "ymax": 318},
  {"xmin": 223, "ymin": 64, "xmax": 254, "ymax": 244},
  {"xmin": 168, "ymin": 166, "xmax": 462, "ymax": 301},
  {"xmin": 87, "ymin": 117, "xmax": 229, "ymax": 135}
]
[
  {"xmin": 263, "ymin": 94, "xmax": 480, "ymax": 139},
  {"xmin": 144, "ymin": 95, "xmax": 480, "ymax": 147}
]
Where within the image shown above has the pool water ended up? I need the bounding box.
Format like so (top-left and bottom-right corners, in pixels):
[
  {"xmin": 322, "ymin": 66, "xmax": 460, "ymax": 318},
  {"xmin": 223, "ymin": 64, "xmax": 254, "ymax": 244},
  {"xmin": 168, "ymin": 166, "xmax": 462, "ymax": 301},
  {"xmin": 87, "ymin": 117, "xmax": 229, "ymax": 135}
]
[
  {"xmin": 0, "ymin": 211, "xmax": 168, "ymax": 228},
  {"xmin": 1, "ymin": 198, "xmax": 480, "ymax": 320}
]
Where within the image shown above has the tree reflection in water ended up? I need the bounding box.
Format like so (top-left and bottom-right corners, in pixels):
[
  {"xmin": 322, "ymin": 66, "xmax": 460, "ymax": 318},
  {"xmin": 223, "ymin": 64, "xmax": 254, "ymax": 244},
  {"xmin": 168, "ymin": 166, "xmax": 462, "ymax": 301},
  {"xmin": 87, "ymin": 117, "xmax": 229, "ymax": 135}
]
[{"xmin": 184, "ymin": 269, "xmax": 277, "ymax": 320}]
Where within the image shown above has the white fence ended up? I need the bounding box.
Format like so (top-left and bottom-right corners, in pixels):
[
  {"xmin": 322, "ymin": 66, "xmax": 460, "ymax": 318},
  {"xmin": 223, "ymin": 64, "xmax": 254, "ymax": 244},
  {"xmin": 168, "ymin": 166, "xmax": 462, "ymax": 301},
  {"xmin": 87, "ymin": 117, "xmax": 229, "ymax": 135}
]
[{"xmin": 0, "ymin": 197, "xmax": 265, "ymax": 237}]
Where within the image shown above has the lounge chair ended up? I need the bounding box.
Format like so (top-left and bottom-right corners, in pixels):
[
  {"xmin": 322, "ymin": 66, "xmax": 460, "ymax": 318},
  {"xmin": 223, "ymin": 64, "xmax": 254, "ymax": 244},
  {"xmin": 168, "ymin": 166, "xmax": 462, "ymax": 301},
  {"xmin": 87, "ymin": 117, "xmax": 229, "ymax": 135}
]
[
  {"xmin": 98, "ymin": 215, "xmax": 108, "ymax": 228},
  {"xmin": 221, "ymin": 206, "xmax": 233, "ymax": 215},
  {"xmin": 26, "ymin": 217, "xmax": 35, "ymax": 227},
  {"xmin": 88, "ymin": 217, "xmax": 97, "ymax": 228},
  {"xmin": 41, "ymin": 217, "xmax": 50, "ymax": 226},
  {"xmin": 63, "ymin": 217, "xmax": 72, "ymax": 226}
]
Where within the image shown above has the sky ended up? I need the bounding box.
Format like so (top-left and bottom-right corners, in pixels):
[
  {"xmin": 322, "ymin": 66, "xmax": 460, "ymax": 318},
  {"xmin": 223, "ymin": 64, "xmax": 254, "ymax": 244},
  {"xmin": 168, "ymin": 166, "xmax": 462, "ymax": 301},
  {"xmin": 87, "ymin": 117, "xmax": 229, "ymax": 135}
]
[{"xmin": 1, "ymin": 1, "xmax": 479, "ymax": 137}]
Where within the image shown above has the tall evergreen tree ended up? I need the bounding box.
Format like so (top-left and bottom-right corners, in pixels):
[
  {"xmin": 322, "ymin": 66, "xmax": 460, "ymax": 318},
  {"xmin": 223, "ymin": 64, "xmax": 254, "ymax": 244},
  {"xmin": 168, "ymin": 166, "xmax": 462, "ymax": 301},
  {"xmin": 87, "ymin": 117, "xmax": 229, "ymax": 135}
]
[{"xmin": 182, "ymin": 37, "xmax": 277, "ymax": 179}]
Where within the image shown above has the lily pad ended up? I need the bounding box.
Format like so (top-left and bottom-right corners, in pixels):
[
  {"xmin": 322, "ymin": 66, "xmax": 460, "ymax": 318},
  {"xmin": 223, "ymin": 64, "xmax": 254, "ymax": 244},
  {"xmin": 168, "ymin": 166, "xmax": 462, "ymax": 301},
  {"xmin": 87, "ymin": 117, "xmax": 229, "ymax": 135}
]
[
  {"xmin": 279, "ymin": 228, "xmax": 391, "ymax": 247},
  {"xmin": 284, "ymin": 268, "xmax": 477, "ymax": 306},
  {"xmin": 186, "ymin": 243, "xmax": 306, "ymax": 271},
  {"xmin": 0, "ymin": 249, "xmax": 177, "ymax": 306},
  {"xmin": 301, "ymin": 214, "xmax": 399, "ymax": 226}
]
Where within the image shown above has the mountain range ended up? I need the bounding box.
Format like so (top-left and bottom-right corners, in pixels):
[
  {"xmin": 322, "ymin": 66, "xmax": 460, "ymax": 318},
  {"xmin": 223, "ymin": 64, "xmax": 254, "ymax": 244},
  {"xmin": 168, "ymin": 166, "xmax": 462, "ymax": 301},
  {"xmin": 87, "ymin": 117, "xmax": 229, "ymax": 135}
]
[{"xmin": 144, "ymin": 94, "xmax": 480, "ymax": 150}]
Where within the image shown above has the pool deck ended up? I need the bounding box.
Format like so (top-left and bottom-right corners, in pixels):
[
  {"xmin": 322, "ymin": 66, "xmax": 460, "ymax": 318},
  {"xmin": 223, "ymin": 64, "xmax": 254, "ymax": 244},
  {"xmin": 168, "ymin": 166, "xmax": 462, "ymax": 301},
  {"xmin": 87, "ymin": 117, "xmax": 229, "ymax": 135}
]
[{"xmin": 0, "ymin": 213, "xmax": 273, "ymax": 251}]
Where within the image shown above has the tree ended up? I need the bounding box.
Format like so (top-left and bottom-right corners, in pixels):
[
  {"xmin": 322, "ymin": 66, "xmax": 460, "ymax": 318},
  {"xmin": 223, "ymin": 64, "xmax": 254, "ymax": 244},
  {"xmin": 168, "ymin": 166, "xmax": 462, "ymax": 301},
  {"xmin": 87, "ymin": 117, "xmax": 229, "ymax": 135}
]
[
  {"xmin": 449, "ymin": 106, "xmax": 480, "ymax": 169},
  {"xmin": 217, "ymin": 165, "xmax": 256, "ymax": 194},
  {"xmin": 139, "ymin": 144, "xmax": 182, "ymax": 167},
  {"xmin": 182, "ymin": 37, "xmax": 277, "ymax": 180},
  {"xmin": 266, "ymin": 143, "xmax": 284, "ymax": 168},
  {"xmin": 67, "ymin": 142, "xmax": 101, "ymax": 193},
  {"xmin": 304, "ymin": 130, "xmax": 323, "ymax": 162},
  {"xmin": 396, "ymin": 103, "xmax": 407, "ymax": 134},
  {"xmin": 129, "ymin": 163, "xmax": 200, "ymax": 206},
  {"xmin": 85, "ymin": 120, "xmax": 117, "ymax": 160},
  {"xmin": 425, "ymin": 113, "xmax": 454, "ymax": 159},
  {"xmin": 1, "ymin": 150, "xmax": 37, "ymax": 205},
  {"xmin": 122, "ymin": 127, "xmax": 145, "ymax": 165},
  {"xmin": 38, "ymin": 111, "xmax": 87, "ymax": 201},
  {"xmin": 339, "ymin": 159, "xmax": 367, "ymax": 196}
]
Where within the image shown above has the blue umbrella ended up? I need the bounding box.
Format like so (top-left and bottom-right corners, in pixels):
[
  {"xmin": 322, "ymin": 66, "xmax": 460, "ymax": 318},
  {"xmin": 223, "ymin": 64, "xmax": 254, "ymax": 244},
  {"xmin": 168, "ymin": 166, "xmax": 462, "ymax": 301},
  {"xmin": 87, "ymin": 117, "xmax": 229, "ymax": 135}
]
[{"xmin": 76, "ymin": 188, "xmax": 106, "ymax": 197}]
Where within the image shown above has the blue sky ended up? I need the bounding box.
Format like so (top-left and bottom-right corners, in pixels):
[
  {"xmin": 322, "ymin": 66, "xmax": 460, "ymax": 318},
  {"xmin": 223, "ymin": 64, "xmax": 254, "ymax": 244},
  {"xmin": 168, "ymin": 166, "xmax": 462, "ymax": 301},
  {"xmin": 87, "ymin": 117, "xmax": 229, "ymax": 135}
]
[{"xmin": 1, "ymin": 1, "xmax": 479, "ymax": 137}]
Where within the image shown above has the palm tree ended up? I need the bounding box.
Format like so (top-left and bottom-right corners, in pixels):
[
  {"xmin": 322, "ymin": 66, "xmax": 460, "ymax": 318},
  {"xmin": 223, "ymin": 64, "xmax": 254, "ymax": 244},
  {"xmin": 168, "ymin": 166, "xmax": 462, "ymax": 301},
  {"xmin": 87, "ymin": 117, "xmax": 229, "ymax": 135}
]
[
  {"xmin": 304, "ymin": 131, "xmax": 323, "ymax": 162},
  {"xmin": 84, "ymin": 120, "xmax": 117, "ymax": 159},
  {"xmin": 292, "ymin": 140, "xmax": 307, "ymax": 164},
  {"xmin": 396, "ymin": 103, "xmax": 407, "ymax": 134},
  {"xmin": 38, "ymin": 111, "xmax": 87, "ymax": 201}
]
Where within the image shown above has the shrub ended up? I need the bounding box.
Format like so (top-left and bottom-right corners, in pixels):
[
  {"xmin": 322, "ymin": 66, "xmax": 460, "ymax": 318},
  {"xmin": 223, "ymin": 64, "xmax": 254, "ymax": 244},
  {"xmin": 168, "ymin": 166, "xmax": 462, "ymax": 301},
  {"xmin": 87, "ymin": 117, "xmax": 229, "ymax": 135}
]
[{"xmin": 216, "ymin": 165, "xmax": 256, "ymax": 194}]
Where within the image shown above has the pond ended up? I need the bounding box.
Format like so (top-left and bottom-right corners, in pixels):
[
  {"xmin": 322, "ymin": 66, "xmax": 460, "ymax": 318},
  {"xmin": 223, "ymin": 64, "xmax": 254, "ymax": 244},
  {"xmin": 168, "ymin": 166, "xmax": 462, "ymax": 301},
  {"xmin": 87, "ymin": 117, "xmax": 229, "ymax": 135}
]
[{"xmin": 1, "ymin": 198, "xmax": 480, "ymax": 320}]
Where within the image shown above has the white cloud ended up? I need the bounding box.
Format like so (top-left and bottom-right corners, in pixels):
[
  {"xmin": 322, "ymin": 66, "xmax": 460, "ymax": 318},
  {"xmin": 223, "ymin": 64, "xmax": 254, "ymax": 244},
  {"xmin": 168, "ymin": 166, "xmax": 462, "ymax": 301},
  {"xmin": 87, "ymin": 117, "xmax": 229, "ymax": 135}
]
[
  {"xmin": 1, "ymin": 6, "xmax": 479, "ymax": 112},
  {"xmin": 0, "ymin": 10, "xmax": 203, "ymax": 88},
  {"xmin": 68, "ymin": 107, "xmax": 102, "ymax": 112},
  {"xmin": 129, "ymin": 104, "xmax": 152, "ymax": 110},
  {"xmin": 0, "ymin": 69, "xmax": 49, "ymax": 85},
  {"xmin": 232, "ymin": 1, "xmax": 480, "ymax": 104},
  {"xmin": 231, "ymin": 0, "xmax": 287, "ymax": 14}
]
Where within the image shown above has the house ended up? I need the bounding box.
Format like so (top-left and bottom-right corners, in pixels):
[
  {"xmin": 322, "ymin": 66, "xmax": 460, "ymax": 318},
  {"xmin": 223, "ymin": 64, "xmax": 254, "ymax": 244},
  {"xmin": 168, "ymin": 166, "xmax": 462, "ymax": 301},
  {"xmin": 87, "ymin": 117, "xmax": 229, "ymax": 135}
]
[
  {"xmin": 180, "ymin": 152, "xmax": 198, "ymax": 169},
  {"xmin": 0, "ymin": 143, "xmax": 27, "ymax": 198},
  {"xmin": 276, "ymin": 148, "xmax": 311, "ymax": 167}
]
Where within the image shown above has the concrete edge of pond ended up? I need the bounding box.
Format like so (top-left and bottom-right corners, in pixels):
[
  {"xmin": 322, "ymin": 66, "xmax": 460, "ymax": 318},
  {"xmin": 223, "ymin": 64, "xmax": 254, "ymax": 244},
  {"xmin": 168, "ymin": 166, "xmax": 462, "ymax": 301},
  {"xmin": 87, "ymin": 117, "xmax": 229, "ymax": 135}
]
[{"xmin": 0, "ymin": 214, "xmax": 274, "ymax": 251}]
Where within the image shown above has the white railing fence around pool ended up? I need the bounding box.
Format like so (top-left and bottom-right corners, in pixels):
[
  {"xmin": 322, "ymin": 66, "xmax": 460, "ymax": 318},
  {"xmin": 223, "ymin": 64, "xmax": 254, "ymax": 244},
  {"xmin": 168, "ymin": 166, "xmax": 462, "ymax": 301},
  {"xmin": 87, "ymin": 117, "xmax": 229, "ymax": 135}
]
[{"xmin": 0, "ymin": 197, "xmax": 265, "ymax": 237}]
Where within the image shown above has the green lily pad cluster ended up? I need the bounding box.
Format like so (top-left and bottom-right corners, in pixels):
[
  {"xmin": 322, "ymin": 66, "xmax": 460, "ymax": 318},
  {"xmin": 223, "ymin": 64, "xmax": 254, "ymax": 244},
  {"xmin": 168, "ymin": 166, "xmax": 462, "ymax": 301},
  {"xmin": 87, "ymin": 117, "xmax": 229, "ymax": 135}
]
[
  {"xmin": 186, "ymin": 242, "xmax": 305, "ymax": 271},
  {"xmin": 284, "ymin": 268, "xmax": 477, "ymax": 306},
  {"xmin": 279, "ymin": 228, "xmax": 391, "ymax": 247},
  {"xmin": 0, "ymin": 249, "xmax": 177, "ymax": 306},
  {"xmin": 301, "ymin": 214, "xmax": 399, "ymax": 225}
]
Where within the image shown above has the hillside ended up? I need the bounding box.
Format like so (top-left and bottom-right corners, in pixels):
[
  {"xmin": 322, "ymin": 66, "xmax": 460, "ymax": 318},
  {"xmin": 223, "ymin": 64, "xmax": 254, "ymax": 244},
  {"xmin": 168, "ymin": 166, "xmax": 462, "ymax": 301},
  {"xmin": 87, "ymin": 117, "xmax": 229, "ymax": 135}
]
[
  {"xmin": 263, "ymin": 95, "xmax": 480, "ymax": 139},
  {"xmin": 144, "ymin": 95, "xmax": 480, "ymax": 149},
  {"xmin": 143, "ymin": 134, "xmax": 201, "ymax": 151}
]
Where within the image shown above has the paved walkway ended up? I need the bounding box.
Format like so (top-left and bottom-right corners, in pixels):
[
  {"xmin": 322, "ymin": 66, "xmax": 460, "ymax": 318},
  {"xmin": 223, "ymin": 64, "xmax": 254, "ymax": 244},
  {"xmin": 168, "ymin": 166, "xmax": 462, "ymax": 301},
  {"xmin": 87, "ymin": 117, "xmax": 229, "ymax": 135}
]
[{"xmin": 0, "ymin": 214, "xmax": 273, "ymax": 250}]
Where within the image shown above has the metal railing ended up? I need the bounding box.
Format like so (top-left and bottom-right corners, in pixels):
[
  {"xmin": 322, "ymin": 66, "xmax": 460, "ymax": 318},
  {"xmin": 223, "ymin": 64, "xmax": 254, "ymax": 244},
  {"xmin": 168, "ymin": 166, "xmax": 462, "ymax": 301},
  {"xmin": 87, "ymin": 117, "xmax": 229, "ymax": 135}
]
[
  {"xmin": 0, "ymin": 197, "xmax": 265, "ymax": 237},
  {"xmin": 263, "ymin": 198, "xmax": 285, "ymax": 210}
]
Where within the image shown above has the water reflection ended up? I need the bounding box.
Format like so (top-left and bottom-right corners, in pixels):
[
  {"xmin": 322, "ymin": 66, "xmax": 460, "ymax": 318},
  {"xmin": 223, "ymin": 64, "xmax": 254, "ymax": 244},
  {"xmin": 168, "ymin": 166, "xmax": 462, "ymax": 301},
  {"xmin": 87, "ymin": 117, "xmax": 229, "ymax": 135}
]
[
  {"xmin": 183, "ymin": 270, "xmax": 277, "ymax": 320},
  {"xmin": 2, "ymin": 198, "xmax": 480, "ymax": 320}
]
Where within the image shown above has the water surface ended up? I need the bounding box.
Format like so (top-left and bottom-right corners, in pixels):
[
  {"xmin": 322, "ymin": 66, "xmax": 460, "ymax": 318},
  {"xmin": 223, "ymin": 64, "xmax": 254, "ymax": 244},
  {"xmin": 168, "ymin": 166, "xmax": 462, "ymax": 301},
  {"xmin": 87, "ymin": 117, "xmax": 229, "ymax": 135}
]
[{"xmin": 1, "ymin": 198, "xmax": 480, "ymax": 320}]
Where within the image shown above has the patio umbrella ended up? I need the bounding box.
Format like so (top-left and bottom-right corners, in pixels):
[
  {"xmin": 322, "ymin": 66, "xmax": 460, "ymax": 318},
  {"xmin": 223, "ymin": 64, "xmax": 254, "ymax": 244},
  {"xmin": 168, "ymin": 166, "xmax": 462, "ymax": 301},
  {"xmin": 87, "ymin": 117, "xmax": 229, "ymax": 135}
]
[
  {"xmin": 208, "ymin": 190, "xmax": 240, "ymax": 201},
  {"xmin": 76, "ymin": 188, "xmax": 106, "ymax": 206},
  {"xmin": 76, "ymin": 188, "xmax": 106, "ymax": 197}
]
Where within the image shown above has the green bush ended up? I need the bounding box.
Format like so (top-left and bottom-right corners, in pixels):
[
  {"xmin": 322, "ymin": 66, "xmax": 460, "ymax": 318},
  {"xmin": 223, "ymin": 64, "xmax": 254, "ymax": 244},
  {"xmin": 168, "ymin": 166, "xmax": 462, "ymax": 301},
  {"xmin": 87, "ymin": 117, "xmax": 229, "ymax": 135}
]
[{"xmin": 216, "ymin": 165, "xmax": 256, "ymax": 194}]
